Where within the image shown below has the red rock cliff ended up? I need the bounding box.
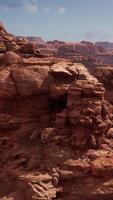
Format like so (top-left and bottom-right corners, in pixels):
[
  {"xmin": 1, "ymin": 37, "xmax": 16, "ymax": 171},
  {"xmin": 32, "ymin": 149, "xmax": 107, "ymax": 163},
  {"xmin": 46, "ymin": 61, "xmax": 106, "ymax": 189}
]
[{"xmin": 0, "ymin": 26, "xmax": 113, "ymax": 200}]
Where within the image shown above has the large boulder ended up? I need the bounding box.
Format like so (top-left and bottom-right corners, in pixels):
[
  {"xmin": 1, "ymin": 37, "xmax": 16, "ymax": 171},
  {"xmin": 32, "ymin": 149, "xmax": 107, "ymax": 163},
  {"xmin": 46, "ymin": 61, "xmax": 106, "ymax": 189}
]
[
  {"xmin": 0, "ymin": 51, "xmax": 22, "ymax": 66},
  {"xmin": 19, "ymin": 43, "xmax": 36, "ymax": 54},
  {"xmin": 11, "ymin": 66, "xmax": 50, "ymax": 96},
  {"xmin": 0, "ymin": 69, "xmax": 16, "ymax": 98}
]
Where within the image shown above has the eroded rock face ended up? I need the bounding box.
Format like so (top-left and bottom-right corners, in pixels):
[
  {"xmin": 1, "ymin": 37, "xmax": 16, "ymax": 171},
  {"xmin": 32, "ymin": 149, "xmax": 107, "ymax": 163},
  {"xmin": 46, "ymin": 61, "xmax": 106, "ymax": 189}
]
[
  {"xmin": 94, "ymin": 67, "xmax": 113, "ymax": 104},
  {"xmin": 11, "ymin": 65, "xmax": 50, "ymax": 96},
  {"xmin": 0, "ymin": 51, "xmax": 22, "ymax": 66},
  {"xmin": 67, "ymin": 80, "xmax": 111, "ymax": 148},
  {"xmin": 0, "ymin": 69, "xmax": 16, "ymax": 98},
  {"xmin": 1, "ymin": 26, "xmax": 113, "ymax": 200},
  {"xmin": 0, "ymin": 60, "xmax": 113, "ymax": 200},
  {"xmin": 0, "ymin": 23, "xmax": 45, "ymax": 59},
  {"xmin": 56, "ymin": 42, "xmax": 105, "ymax": 58}
]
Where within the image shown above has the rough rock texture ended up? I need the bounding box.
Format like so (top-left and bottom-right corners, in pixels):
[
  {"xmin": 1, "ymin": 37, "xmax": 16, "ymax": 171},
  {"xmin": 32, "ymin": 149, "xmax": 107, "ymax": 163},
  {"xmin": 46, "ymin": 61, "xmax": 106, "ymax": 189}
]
[
  {"xmin": 16, "ymin": 36, "xmax": 45, "ymax": 45},
  {"xmin": 95, "ymin": 53, "xmax": 113, "ymax": 65},
  {"xmin": 1, "ymin": 60, "xmax": 113, "ymax": 200},
  {"xmin": 0, "ymin": 23, "xmax": 18, "ymax": 52},
  {"xmin": 0, "ymin": 23, "xmax": 45, "ymax": 59},
  {"xmin": 1, "ymin": 25, "xmax": 113, "ymax": 200},
  {"xmin": 0, "ymin": 51, "xmax": 22, "ymax": 66},
  {"xmin": 56, "ymin": 42, "xmax": 105, "ymax": 58},
  {"xmin": 96, "ymin": 42, "xmax": 113, "ymax": 52},
  {"xmin": 94, "ymin": 67, "xmax": 113, "ymax": 104}
]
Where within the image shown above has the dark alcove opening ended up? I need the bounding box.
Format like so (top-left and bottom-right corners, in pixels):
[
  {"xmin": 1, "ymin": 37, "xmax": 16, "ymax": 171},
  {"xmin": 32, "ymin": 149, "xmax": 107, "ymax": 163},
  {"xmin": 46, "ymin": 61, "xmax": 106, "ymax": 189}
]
[{"xmin": 49, "ymin": 94, "xmax": 68, "ymax": 113}]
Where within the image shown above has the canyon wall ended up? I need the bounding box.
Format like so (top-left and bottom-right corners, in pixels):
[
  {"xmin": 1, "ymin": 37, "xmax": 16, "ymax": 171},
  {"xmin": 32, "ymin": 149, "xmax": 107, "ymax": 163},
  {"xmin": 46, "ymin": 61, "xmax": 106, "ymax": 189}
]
[{"xmin": 1, "ymin": 24, "xmax": 113, "ymax": 200}]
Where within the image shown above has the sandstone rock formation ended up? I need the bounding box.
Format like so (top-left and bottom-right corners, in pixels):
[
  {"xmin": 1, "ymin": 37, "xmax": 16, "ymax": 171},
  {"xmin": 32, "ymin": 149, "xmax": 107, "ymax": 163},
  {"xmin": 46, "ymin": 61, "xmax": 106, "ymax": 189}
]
[
  {"xmin": 16, "ymin": 36, "xmax": 45, "ymax": 45},
  {"xmin": 96, "ymin": 41, "xmax": 113, "ymax": 52},
  {"xmin": 1, "ymin": 25, "xmax": 113, "ymax": 200},
  {"xmin": 56, "ymin": 42, "xmax": 105, "ymax": 58},
  {"xmin": 43, "ymin": 40, "xmax": 113, "ymax": 68},
  {"xmin": 94, "ymin": 67, "xmax": 113, "ymax": 104}
]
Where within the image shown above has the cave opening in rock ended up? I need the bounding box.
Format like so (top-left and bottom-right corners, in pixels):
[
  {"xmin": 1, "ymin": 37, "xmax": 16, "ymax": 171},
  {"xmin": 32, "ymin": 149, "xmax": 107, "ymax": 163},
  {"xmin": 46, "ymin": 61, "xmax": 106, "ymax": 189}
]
[
  {"xmin": 49, "ymin": 94, "xmax": 67, "ymax": 113},
  {"xmin": 53, "ymin": 190, "xmax": 62, "ymax": 199}
]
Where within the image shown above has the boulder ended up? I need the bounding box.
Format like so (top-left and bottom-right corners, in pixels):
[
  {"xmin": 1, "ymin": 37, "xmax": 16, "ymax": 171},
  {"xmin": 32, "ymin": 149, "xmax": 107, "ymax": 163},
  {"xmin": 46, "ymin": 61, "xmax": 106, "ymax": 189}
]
[
  {"xmin": 0, "ymin": 51, "xmax": 22, "ymax": 66},
  {"xmin": 0, "ymin": 69, "xmax": 16, "ymax": 98},
  {"xmin": 51, "ymin": 62, "xmax": 73, "ymax": 80},
  {"xmin": 19, "ymin": 43, "xmax": 36, "ymax": 54},
  {"xmin": 11, "ymin": 66, "xmax": 50, "ymax": 96}
]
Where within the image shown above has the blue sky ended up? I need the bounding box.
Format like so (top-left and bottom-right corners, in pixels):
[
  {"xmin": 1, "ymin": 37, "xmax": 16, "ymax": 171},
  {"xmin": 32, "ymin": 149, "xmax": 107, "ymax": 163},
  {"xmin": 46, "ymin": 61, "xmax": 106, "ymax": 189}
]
[{"xmin": 0, "ymin": 0, "xmax": 113, "ymax": 42}]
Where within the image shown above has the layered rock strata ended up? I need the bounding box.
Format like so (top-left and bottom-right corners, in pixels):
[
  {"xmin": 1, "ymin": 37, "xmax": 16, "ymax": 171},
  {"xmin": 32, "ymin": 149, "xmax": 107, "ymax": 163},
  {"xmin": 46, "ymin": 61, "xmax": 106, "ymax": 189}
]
[
  {"xmin": 0, "ymin": 60, "xmax": 113, "ymax": 200},
  {"xmin": 0, "ymin": 24, "xmax": 113, "ymax": 200}
]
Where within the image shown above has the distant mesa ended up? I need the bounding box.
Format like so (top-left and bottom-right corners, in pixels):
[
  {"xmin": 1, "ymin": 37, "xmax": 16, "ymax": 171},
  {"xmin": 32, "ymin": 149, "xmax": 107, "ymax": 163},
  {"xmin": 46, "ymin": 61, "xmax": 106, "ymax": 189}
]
[{"xmin": 95, "ymin": 41, "xmax": 113, "ymax": 52}]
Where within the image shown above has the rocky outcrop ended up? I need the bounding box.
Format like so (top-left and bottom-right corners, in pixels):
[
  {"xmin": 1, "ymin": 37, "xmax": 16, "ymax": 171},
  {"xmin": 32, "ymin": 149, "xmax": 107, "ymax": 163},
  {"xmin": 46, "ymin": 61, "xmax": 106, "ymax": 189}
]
[
  {"xmin": 67, "ymin": 80, "xmax": 112, "ymax": 149},
  {"xmin": 0, "ymin": 23, "xmax": 45, "ymax": 58},
  {"xmin": 16, "ymin": 36, "xmax": 45, "ymax": 45},
  {"xmin": 94, "ymin": 67, "xmax": 113, "ymax": 104},
  {"xmin": 11, "ymin": 65, "xmax": 50, "ymax": 96},
  {"xmin": 56, "ymin": 42, "xmax": 105, "ymax": 58},
  {"xmin": 1, "ymin": 25, "xmax": 113, "ymax": 200},
  {"xmin": 96, "ymin": 42, "xmax": 113, "ymax": 52},
  {"xmin": 0, "ymin": 23, "xmax": 18, "ymax": 52},
  {"xmin": 0, "ymin": 51, "xmax": 22, "ymax": 66},
  {"xmin": 0, "ymin": 59, "xmax": 113, "ymax": 200},
  {"xmin": 95, "ymin": 53, "xmax": 113, "ymax": 65}
]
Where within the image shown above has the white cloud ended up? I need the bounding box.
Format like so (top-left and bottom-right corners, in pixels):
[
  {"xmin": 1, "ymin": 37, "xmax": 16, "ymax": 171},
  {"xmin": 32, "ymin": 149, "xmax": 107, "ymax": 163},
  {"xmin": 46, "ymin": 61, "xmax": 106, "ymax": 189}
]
[
  {"xmin": 57, "ymin": 6, "xmax": 66, "ymax": 14},
  {"xmin": 24, "ymin": 1, "xmax": 38, "ymax": 13}
]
